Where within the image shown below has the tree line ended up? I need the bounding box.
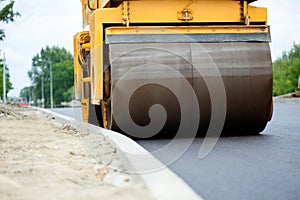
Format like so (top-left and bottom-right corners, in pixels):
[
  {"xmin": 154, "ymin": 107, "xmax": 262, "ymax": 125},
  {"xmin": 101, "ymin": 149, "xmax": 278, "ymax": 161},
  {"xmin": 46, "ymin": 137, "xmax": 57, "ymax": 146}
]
[
  {"xmin": 273, "ymin": 43, "xmax": 300, "ymax": 96},
  {"xmin": 20, "ymin": 46, "xmax": 74, "ymax": 108}
]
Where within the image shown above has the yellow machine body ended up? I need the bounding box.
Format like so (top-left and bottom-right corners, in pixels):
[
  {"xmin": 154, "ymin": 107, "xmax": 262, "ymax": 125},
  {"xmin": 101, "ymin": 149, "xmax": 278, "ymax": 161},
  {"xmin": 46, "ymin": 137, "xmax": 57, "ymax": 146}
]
[{"xmin": 74, "ymin": 0, "xmax": 273, "ymax": 136}]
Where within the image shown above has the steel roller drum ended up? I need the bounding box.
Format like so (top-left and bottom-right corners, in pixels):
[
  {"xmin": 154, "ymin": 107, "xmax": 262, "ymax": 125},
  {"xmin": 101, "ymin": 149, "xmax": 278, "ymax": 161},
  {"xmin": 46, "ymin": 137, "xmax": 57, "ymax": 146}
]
[{"xmin": 106, "ymin": 42, "xmax": 272, "ymax": 137}]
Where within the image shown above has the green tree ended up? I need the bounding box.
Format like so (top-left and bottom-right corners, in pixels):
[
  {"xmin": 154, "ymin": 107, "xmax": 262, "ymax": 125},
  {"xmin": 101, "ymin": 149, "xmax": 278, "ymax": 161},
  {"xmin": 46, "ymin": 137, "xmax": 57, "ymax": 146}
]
[
  {"xmin": 0, "ymin": 59, "xmax": 13, "ymax": 99},
  {"xmin": 273, "ymin": 43, "xmax": 300, "ymax": 96},
  {"xmin": 52, "ymin": 60, "xmax": 74, "ymax": 105},
  {"xmin": 27, "ymin": 46, "xmax": 74, "ymax": 108},
  {"xmin": 0, "ymin": 0, "xmax": 20, "ymax": 41},
  {"xmin": 0, "ymin": 0, "xmax": 19, "ymax": 99},
  {"xmin": 19, "ymin": 86, "xmax": 33, "ymax": 102}
]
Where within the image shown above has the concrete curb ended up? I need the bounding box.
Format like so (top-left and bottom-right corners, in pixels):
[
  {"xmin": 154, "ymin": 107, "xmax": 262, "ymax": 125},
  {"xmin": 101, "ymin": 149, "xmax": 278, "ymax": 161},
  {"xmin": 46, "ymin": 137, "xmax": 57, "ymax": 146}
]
[
  {"xmin": 33, "ymin": 107, "xmax": 203, "ymax": 200},
  {"xmin": 273, "ymin": 96, "xmax": 300, "ymax": 104}
]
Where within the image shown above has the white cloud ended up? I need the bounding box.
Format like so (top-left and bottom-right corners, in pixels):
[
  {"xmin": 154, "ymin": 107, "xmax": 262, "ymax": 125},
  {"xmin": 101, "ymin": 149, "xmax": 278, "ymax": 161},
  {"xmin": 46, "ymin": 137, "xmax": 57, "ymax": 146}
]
[
  {"xmin": 252, "ymin": 0, "xmax": 300, "ymax": 60},
  {"xmin": 1, "ymin": 0, "xmax": 81, "ymax": 97}
]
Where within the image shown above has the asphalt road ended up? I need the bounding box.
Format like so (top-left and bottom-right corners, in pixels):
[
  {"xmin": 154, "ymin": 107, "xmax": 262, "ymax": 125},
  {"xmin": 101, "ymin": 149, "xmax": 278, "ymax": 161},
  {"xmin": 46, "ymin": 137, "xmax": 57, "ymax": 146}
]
[
  {"xmin": 138, "ymin": 101, "xmax": 300, "ymax": 200},
  {"xmin": 52, "ymin": 101, "xmax": 300, "ymax": 200},
  {"xmin": 51, "ymin": 107, "xmax": 83, "ymax": 121}
]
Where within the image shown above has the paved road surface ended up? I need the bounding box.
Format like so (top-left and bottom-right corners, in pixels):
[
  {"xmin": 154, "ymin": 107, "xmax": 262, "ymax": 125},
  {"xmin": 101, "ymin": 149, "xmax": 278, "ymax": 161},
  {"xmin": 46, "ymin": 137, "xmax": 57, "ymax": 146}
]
[
  {"xmin": 53, "ymin": 101, "xmax": 300, "ymax": 200},
  {"xmin": 138, "ymin": 102, "xmax": 300, "ymax": 200},
  {"xmin": 51, "ymin": 107, "xmax": 83, "ymax": 121}
]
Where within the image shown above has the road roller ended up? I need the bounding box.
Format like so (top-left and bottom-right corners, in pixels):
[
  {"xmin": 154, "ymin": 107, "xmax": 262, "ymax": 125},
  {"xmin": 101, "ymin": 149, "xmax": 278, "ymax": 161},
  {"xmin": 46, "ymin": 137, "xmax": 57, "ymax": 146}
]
[{"xmin": 74, "ymin": 0, "xmax": 273, "ymax": 137}]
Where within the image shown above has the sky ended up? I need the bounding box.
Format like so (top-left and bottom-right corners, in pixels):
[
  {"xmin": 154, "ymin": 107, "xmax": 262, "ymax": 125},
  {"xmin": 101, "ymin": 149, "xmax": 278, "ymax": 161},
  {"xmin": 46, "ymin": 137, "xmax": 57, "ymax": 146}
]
[{"xmin": 1, "ymin": 0, "xmax": 300, "ymax": 97}]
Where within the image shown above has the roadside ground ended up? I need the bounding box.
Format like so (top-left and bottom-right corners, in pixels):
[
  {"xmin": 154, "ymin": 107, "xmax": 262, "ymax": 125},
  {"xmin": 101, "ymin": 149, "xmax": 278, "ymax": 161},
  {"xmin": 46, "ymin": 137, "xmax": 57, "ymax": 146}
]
[{"xmin": 0, "ymin": 105, "xmax": 153, "ymax": 200}]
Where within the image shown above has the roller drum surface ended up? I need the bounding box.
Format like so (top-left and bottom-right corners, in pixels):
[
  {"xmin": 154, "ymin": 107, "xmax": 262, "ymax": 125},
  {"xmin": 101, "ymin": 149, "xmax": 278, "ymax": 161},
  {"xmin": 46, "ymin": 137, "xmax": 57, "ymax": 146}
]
[{"xmin": 108, "ymin": 42, "xmax": 272, "ymax": 137}]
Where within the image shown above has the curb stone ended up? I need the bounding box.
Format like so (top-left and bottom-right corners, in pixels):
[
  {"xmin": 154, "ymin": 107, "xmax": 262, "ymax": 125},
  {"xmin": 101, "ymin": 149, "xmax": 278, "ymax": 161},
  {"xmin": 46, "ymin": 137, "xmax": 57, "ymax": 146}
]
[{"xmin": 34, "ymin": 107, "xmax": 203, "ymax": 200}]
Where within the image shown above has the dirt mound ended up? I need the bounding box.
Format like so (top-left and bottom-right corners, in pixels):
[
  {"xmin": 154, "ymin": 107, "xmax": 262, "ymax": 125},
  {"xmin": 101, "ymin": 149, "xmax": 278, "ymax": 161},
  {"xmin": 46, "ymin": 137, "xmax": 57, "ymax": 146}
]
[
  {"xmin": 0, "ymin": 108, "xmax": 153, "ymax": 200},
  {"xmin": 0, "ymin": 105, "xmax": 23, "ymax": 119}
]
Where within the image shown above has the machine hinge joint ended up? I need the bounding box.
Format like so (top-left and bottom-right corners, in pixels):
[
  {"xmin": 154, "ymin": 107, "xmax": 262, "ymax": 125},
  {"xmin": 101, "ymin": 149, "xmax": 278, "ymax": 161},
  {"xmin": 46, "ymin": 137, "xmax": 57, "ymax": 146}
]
[
  {"xmin": 122, "ymin": 1, "xmax": 130, "ymax": 27},
  {"xmin": 240, "ymin": 0, "xmax": 250, "ymax": 25}
]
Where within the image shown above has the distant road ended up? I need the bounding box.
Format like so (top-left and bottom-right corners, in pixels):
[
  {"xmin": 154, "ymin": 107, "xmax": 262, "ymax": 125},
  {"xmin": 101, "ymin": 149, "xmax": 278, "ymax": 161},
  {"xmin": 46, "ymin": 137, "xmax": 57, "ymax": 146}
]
[{"xmin": 50, "ymin": 107, "xmax": 83, "ymax": 121}]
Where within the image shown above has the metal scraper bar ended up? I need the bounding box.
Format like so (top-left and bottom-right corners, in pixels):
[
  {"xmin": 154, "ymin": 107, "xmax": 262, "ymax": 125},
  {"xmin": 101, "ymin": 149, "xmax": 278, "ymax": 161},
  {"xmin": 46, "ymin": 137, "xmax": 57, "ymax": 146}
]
[
  {"xmin": 105, "ymin": 26, "xmax": 271, "ymax": 43},
  {"xmin": 106, "ymin": 33, "xmax": 271, "ymax": 43}
]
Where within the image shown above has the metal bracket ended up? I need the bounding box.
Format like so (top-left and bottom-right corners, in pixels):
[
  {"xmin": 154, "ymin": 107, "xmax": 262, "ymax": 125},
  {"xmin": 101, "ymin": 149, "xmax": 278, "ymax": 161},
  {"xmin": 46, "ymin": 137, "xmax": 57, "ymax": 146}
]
[
  {"xmin": 87, "ymin": 0, "xmax": 96, "ymax": 11},
  {"xmin": 178, "ymin": 9, "xmax": 193, "ymax": 22},
  {"xmin": 240, "ymin": 0, "xmax": 250, "ymax": 25},
  {"xmin": 122, "ymin": 1, "xmax": 130, "ymax": 27}
]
